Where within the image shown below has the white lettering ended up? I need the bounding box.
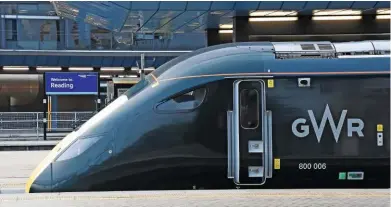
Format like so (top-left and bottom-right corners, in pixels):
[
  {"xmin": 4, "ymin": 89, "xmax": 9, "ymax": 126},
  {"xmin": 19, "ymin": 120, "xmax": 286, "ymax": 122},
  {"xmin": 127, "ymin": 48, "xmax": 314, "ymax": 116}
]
[
  {"xmin": 50, "ymin": 82, "xmax": 74, "ymax": 89},
  {"xmin": 292, "ymin": 104, "xmax": 364, "ymax": 143},
  {"xmin": 292, "ymin": 118, "xmax": 309, "ymax": 137},
  {"xmin": 51, "ymin": 78, "xmax": 69, "ymax": 82},
  {"xmin": 298, "ymin": 163, "xmax": 326, "ymax": 170}
]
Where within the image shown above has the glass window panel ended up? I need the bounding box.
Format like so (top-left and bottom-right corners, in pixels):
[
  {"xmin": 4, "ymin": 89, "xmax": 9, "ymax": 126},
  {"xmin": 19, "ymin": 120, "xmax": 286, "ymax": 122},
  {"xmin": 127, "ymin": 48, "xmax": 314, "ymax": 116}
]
[
  {"xmin": 0, "ymin": 4, "xmax": 17, "ymax": 15},
  {"xmin": 156, "ymin": 87, "xmax": 207, "ymax": 112},
  {"xmin": 38, "ymin": 3, "xmax": 56, "ymax": 16},
  {"xmin": 91, "ymin": 25, "xmax": 112, "ymax": 50},
  {"xmin": 18, "ymin": 4, "xmax": 38, "ymax": 15},
  {"xmin": 239, "ymin": 89, "xmax": 259, "ymax": 129},
  {"xmin": 5, "ymin": 19, "xmax": 15, "ymax": 40},
  {"xmin": 67, "ymin": 21, "xmax": 92, "ymax": 49},
  {"xmin": 16, "ymin": 19, "xmax": 59, "ymax": 49}
]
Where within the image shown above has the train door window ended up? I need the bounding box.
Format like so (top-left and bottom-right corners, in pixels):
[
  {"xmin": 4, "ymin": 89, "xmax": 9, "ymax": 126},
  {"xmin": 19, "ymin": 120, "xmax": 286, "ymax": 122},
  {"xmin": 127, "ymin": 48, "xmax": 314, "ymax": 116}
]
[
  {"xmin": 156, "ymin": 87, "xmax": 207, "ymax": 112},
  {"xmin": 240, "ymin": 89, "xmax": 259, "ymax": 129}
]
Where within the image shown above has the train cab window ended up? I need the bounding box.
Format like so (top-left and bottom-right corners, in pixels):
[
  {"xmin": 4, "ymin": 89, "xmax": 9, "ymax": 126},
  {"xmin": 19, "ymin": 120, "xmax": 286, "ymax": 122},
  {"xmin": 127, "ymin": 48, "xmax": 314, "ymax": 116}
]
[
  {"xmin": 156, "ymin": 87, "xmax": 207, "ymax": 112},
  {"xmin": 240, "ymin": 89, "xmax": 259, "ymax": 129}
]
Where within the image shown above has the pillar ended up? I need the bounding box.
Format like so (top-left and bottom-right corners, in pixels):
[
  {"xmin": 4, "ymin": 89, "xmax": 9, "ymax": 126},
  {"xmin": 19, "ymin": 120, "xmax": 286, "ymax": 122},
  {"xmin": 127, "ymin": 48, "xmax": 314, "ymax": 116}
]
[
  {"xmin": 233, "ymin": 16, "xmax": 250, "ymax": 42},
  {"xmin": 206, "ymin": 28, "xmax": 220, "ymax": 46}
]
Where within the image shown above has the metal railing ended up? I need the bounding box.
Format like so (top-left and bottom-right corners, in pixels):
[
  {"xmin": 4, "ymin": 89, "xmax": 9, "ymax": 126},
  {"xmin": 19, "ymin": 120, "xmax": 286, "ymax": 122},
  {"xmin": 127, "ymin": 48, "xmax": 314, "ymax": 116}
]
[{"xmin": 0, "ymin": 111, "xmax": 95, "ymax": 140}]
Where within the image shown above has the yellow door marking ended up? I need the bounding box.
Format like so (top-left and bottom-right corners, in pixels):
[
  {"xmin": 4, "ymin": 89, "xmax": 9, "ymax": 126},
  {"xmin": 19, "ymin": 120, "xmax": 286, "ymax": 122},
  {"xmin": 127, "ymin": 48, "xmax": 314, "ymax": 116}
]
[
  {"xmin": 377, "ymin": 124, "xmax": 383, "ymax": 132},
  {"xmin": 267, "ymin": 79, "xmax": 274, "ymax": 88},
  {"xmin": 274, "ymin": 158, "xmax": 280, "ymax": 170}
]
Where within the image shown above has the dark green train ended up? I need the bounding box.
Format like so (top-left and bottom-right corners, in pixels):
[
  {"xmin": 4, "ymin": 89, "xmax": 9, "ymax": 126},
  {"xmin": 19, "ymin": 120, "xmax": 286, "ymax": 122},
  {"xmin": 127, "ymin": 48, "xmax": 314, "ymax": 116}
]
[{"xmin": 26, "ymin": 40, "xmax": 390, "ymax": 193}]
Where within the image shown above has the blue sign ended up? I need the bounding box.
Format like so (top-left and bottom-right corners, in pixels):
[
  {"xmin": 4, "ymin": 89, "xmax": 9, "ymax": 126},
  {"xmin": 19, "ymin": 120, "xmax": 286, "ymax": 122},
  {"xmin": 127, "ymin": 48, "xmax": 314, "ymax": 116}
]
[{"xmin": 45, "ymin": 72, "xmax": 98, "ymax": 95}]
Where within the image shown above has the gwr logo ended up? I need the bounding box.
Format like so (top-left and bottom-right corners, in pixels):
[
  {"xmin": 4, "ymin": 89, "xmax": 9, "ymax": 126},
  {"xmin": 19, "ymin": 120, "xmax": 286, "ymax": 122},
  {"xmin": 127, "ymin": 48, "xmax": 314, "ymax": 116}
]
[{"xmin": 292, "ymin": 104, "xmax": 364, "ymax": 143}]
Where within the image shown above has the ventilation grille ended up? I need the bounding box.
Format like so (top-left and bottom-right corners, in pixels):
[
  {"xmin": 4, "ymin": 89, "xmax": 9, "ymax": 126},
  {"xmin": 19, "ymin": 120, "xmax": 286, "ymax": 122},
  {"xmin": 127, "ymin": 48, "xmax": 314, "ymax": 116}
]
[
  {"xmin": 318, "ymin": 44, "xmax": 334, "ymax": 50},
  {"xmin": 271, "ymin": 41, "xmax": 390, "ymax": 59},
  {"xmin": 300, "ymin": 44, "xmax": 316, "ymax": 50},
  {"xmin": 272, "ymin": 42, "xmax": 335, "ymax": 59}
]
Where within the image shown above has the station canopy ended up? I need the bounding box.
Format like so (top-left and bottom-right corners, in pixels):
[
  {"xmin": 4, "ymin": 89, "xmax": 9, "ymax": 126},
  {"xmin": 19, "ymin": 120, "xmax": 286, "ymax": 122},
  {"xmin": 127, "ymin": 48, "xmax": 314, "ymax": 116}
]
[{"xmin": 51, "ymin": 1, "xmax": 390, "ymax": 33}]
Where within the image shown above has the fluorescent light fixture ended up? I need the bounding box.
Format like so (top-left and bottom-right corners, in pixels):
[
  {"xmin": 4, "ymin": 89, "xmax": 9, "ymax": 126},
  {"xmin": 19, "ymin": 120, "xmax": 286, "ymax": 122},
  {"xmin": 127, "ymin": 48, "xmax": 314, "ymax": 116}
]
[
  {"xmin": 36, "ymin": 66, "xmax": 61, "ymax": 71},
  {"xmin": 312, "ymin": 16, "xmax": 362, "ymax": 21},
  {"xmin": 3, "ymin": 66, "xmax": 29, "ymax": 71},
  {"xmin": 100, "ymin": 67, "xmax": 124, "ymax": 71},
  {"xmin": 219, "ymin": 24, "xmax": 233, "ymax": 29},
  {"xmin": 249, "ymin": 17, "xmax": 298, "ymax": 22},
  {"xmin": 0, "ymin": 15, "xmax": 60, "ymax": 20},
  {"xmin": 118, "ymin": 75, "xmax": 138, "ymax": 78},
  {"xmin": 376, "ymin": 15, "xmax": 391, "ymax": 20},
  {"xmin": 250, "ymin": 10, "xmax": 297, "ymax": 17},
  {"xmin": 313, "ymin": 9, "xmax": 362, "ymax": 16},
  {"xmin": 211, "ymin": 11, "xmax": 224, "ymax": 15},
  {"xmin": 99, "ymin": 75, "xmax": 111, "ymax": 78},
  {"xmin": 131, "ymin": 67, "xmax": 155, "ymax": 71},
  {"xmin": 377, "ymin": 9, "xmax": 390, "ymax": 15},
  {"xmin": 219, "ymin": 30, "xmax": 233, "ymax": 34},
  {"xmin": 68, "ymin": 67, "xmax": 93, "ymax": 71}
]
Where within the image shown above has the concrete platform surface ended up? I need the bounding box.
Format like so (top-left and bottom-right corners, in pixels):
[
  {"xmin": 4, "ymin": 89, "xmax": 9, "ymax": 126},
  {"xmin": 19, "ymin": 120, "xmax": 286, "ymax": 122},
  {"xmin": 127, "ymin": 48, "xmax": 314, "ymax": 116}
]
[
  {"xmin": 0, "ymin": 151, "xmax": 49, "ymax": 189},
  {"xmin": 0, "ymin": 151, "xmax": 389, "ymax": 206},
  {"xmin": 0, "ymin": 189, "xmax": 390, "ymax": 207}
]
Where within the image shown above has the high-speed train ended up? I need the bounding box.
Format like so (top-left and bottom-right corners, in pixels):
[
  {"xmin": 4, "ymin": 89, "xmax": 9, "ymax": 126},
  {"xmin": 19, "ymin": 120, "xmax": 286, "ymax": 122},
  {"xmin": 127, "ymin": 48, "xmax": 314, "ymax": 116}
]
[{"xmin": 26, "ymin": 40, "xmax": 390, "ymax": 193}]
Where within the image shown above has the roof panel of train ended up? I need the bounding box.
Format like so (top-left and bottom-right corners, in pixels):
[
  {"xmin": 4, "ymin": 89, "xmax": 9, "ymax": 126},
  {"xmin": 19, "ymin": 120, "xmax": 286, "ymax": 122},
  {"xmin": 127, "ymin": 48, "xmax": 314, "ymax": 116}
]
[
  {"xmin": 263, "ymin": 58, "xmax": 390, "ymax": 76},
  {"xmin": 151, "ymin": 41, "xmax": 390, "ymax": 80}
]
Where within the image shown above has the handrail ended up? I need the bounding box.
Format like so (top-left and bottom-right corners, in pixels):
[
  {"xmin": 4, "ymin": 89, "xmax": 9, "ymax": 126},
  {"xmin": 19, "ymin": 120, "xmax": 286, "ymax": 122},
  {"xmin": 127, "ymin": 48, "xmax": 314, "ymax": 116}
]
[{"xmin": 0, "ymin": 111, "xmax": 96, "ymax": 140}]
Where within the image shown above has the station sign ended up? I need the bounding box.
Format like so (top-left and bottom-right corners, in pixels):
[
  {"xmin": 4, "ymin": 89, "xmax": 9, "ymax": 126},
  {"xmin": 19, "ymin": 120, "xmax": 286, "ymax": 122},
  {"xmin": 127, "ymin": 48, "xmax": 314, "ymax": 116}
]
[{"xmin": 45, "ymin": 72, "xmax": 98, "ymax": 95}]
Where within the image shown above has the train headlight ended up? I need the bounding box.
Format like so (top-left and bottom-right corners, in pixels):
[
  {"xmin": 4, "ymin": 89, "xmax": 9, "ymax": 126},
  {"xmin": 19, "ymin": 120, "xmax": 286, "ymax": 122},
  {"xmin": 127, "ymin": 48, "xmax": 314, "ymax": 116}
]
[{"xmin": 56, "ymin": 136, "xmax": 100, "ymax": 162}]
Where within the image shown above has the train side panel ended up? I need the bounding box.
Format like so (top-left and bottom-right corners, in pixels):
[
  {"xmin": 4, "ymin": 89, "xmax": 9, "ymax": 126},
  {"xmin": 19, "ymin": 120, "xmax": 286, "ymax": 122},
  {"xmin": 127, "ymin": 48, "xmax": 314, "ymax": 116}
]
[{"xmin": 266, "ymin": 76, "xmax": 390, "ymax": 188}]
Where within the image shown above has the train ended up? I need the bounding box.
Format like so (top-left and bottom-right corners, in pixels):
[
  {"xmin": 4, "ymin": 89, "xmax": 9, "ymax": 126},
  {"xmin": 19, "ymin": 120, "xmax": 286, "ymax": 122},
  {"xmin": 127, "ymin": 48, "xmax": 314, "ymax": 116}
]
[{"xmin": 26, "ymin": 40, "xmax": 390, "ymax": 193}]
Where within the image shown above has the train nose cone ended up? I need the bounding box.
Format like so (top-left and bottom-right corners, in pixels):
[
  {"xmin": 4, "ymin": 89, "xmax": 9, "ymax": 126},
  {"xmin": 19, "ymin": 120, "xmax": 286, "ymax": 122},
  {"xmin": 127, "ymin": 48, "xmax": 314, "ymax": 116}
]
[{"xmin": 27, "ymin": 163, "xmax": 52, "ymax": 193}]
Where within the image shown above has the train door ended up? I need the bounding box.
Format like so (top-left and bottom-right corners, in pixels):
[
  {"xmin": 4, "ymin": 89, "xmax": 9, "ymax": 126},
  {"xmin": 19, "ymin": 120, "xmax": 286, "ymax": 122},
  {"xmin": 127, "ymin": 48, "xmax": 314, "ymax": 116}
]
[{"xmin": 227, "ymin": 79, "xmax": 273, "ymax": 186}]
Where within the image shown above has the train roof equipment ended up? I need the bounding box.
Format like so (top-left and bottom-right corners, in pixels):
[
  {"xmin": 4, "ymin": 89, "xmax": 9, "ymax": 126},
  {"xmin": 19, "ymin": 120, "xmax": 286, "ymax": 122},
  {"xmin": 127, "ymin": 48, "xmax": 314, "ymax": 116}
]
[{"xmin": 271, "ymin": 40, "xmax": 390, "ymax": 59}]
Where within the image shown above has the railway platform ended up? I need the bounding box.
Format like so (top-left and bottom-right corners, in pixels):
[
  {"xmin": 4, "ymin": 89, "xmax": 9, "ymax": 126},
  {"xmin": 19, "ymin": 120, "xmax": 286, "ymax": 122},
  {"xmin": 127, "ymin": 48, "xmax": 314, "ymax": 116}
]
[
  {"xmin": 0, "ymin": 151, "xmax": 389, "ymax": 207},
  {"xmin": 0, "ymin": 189, "xmax": 389, "ymax": 207}
]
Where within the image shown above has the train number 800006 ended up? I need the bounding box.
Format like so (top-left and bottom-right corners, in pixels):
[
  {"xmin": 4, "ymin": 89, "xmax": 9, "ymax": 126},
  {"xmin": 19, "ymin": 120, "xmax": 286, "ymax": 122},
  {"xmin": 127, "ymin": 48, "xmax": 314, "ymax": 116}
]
[{"xmin": 298, "ymin": 163, "xmax": 326, "ymax": 170}]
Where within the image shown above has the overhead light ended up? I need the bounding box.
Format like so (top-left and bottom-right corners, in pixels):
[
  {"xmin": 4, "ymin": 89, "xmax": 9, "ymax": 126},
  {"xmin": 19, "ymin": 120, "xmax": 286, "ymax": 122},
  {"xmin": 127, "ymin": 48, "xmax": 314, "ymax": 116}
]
[
  {"xmin": 210, "ymin": 11, "xmax": 224, "ymax": 15},
  {"xmin": 3, "ymin": 66, "xmax": 29, "ymax": 71},
  {"xmin": 130, "ymin": 67, "xmax": 155, "ymax": 71},
  {"xmin": 100, "ymin": 67, "xmax": 124, "ymax": 71},
  {"xmin": 219, "ymin": 30, "xmax": 233, "ymax": 34},
  {"xmin": 36, "ymin": 66, "xmax": 62, "ymax": 71},
  {"xmin": 249, "ymin": 17, "xmax": 298, "ymax": 22},
  {"xmin": 250, "ymin": 10, "xmax": 297, "ymax": 17},
  {"xmin": 219, "ymin": 24, "xmax": 233, "ymax": 29},
  {"xmin": 118, "ymin": 75, "xmax": 138, "ymax": 78},
  {"xmin": 376, "ymin": 15, "xmax": 391, "ymax": 19},
  {"xmin": 1, "ymin": 15, "xmax": 60, "ymax": 20},
  {"xmin": 377, "ymin": 9, "xmax": 390, "ymax": 15},
  {"xmin": 68, "ymin": 67, "xmax": 93, "ymax": 71},
  {"xmin": 312, "ymin": 16, "xmax": 362, "ymax": 21},
  {"xmin": 313, "ymin": 9, "xmax": 362, "ymax": 16},
  {"xmin": 99, "ymin": 75, "xmax": 111, "ymax": 78}
]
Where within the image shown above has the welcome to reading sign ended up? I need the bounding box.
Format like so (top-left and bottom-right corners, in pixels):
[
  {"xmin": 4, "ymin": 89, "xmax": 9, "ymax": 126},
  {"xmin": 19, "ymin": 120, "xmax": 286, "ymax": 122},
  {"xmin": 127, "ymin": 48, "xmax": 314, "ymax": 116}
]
[{"xmin": 45, "ymin": 72, "xmax": 98, "ymax": 95}]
